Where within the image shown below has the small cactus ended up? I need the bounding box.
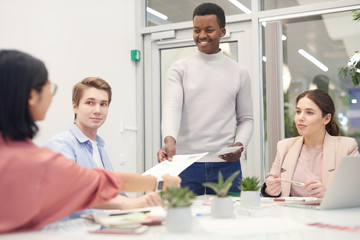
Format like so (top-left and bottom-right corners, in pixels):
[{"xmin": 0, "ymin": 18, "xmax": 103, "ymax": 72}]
[
  {"xmin": 160, "ymin": 186, "xmax": 196, "ymax": 208},
  {"xmin": 239, "ymin": 176, "xmax": 261, "ymax": 191}
]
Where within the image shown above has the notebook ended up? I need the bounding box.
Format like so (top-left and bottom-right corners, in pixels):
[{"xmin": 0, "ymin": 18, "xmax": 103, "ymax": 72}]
[{"xmin": 285, "ymin": 156, "xmax": 360, "ymax": 210}]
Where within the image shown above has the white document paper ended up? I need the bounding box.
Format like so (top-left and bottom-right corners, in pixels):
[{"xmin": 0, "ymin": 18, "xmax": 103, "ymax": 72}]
[{"xmin": 142, "ymin": 152, "xmax": 208, "ymax": 176}]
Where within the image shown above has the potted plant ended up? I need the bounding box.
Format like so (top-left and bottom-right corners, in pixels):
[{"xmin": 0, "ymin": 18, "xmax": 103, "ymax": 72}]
[
  {"xmin": 239, "ymin": 176, "xmax": 261, "ymax": 207},
  {"xmin": 202, "ymin": 170, "xmax": 240, "ymax": 218},
  {"xmin": 160, "ymin": 185, "xmax": 196, "ymax": 232},
  {"xmin": 338, "ymin": 10, "xmax": 360, "ymax": 86}
]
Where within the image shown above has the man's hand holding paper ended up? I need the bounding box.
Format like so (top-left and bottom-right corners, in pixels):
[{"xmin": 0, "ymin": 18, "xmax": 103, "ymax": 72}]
[{"xmin": 157, "ymin": 136, "xmax": 176, "ymax": 162}]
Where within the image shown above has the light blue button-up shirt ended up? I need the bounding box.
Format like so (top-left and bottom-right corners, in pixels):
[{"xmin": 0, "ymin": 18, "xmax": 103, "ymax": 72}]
[
  {"xmin": 45, "ymin": 123, "xmax": 119, "ymax": 221},
  {"xmin": 45, "ymin": 123, "xmax": 114, "ymax": 170}
]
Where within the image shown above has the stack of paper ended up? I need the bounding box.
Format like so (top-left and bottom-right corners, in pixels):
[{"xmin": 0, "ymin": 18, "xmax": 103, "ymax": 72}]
[{"xmin": 90, "ymin": 207, "xmax": 166, "ymax": 228}]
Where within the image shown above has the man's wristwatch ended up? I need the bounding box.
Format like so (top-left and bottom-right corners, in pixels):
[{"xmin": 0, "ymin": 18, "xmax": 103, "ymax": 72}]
[{"xmin": 156, "ymin": 176, "xmax": 164, "ymax": 193}]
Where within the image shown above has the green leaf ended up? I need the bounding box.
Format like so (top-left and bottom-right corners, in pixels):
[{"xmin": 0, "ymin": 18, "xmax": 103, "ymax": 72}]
[
  {"xmin": 202, "ymin": 170, "xmax": 240, "ymax": 197},
  {"xmin": 353, "ymin": 9, "xmax": 360, "ymax": 22},
  {"xmin": 202, "ymin": 182, "xmax": 220, "ymax": 193},
  {"xmin": 356, "ymin": 71, "xmax": 360, "ymax": 86},
  {"xmin": 218, "ymin": 171, "xmax": 224, "ymax": 185},
  {"xmin": 160, "ymin": 186, "xmax": 196, "ymax": 207},
  {"xmin": 349, "ymin": 68, "xmax": 359, "ymax": 86},
  {"xmin": 224, "ymin": 170, "xmax": 241, "ymax": 187},
  {"xmin": 344, "ymin": 67, "xmax": 349, "ymax": 78},
  {"xmin": 239, "ymin": 176, "xmax": 261, "ymax": 191},
  {"xmin": 338, "ymin": 66, "xmax": 349, "ymax": 80}
]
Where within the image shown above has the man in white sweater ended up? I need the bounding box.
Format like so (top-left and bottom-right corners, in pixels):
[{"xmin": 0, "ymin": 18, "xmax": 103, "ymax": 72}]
[{"xmin": 157, "ymin": 3, "xmax": 254, "ymax": 195}]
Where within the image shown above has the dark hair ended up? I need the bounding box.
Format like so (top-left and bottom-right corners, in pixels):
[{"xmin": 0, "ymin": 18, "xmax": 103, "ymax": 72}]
[
  {"xmin": 193, "ymin": 3, "xmax": 226, "ymax": 28},
  {"xmin": 296, "ymin": 89, "xmax": 339, "ymax": 136},
  {"xmin": 72, "ymin": 77, "xmax": 112, "ymax": 120},
  {"xmin": 0, "ymin": 50, "xmax": 48, "ymax": 141}
]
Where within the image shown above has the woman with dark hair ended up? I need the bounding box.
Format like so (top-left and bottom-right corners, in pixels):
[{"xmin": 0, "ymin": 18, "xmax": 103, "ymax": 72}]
[
  {"xmin": 262, "ymin": 89, "xmax": 359, "ymax": 198},
  {"xmin": 0, "ymin": 50, "xmax": 49, "ymax": 140},
  {"xmin": 0, "ymin": 50, "xmax": 180, "ymax": 233}
]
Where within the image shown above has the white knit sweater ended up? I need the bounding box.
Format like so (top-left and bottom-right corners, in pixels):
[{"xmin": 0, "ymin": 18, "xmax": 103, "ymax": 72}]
[{"xmin": 162, "ymin": 50, "xmax": 254, "ymax": 162}]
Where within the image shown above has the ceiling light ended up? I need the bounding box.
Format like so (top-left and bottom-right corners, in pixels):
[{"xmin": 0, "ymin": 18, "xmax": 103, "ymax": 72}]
[
  {"xmin": 298, "ymin": 49, "xmax": 328, "ymax": 72},
  {"xmin": 228, "ymin": 0, "xmax": 251, "ymax": 14},
  {"xmin": 147, "ymin": 7, "xmax": 168, "ymax": 20}
]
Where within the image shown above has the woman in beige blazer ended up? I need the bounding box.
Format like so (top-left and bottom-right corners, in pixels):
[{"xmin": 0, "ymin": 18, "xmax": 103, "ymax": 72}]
[{"xmin": 262, "ymin": 89, "xmax": 359, "ymax": 198}]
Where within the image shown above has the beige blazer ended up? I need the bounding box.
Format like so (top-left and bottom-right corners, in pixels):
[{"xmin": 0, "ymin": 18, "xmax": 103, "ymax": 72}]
[{"xmin": 267, "ymin": 132, "xmax": 359, "ymax": 197}]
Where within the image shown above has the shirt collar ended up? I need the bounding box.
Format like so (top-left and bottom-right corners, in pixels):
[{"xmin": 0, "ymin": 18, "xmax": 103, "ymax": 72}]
[
  {"xmin": 197, "ymin": 49, "xmax": 224, "ymax": 61},
  {"xmin": 69, "ymin": 123, "xmax": 105, "ymax": 147}
]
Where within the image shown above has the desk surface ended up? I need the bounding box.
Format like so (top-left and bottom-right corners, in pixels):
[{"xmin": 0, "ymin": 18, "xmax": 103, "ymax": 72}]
[{"xmin": 2, "ymin": 197, "xmax": 360, "ymax": 239}]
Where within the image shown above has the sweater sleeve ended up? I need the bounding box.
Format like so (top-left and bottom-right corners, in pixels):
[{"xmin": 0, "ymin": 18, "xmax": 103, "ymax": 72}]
[
  {"xmin": 161, "ymin": 61, "xmax": 184, "ymax": 143},
  {"xmin": 38, "ymin": 150, "xmax": 123, "ymax": 225},
  {"xmin": 3, "ymin": 148, "xmax": 123, "ymax": 232},
  {"xmin": 234, "ymin": 68, "xmax": 254, "ymax": 147}
]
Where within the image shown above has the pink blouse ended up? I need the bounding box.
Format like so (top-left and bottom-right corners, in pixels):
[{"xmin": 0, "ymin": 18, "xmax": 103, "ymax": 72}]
[
  {"xmin": 290, "ymin": 145, "xmax": 323, "ymax": 197},
  {"xmin": 0, "ymin": 137, "xmax": 123, "ymax": 233}
]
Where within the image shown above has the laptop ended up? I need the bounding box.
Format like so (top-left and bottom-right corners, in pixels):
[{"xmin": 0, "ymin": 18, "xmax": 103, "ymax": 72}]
[{"xmin": 284, "ymin": 156, "xmax": 360, "ymax": 210}]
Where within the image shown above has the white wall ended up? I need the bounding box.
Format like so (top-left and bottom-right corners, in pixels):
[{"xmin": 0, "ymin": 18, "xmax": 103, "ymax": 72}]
[{"xmin": 0, "ymin": 0, "xmax": 138, "ymax": 173}]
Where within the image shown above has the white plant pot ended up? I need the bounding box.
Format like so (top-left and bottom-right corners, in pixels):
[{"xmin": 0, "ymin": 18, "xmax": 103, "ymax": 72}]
[
  {"xmin": 166, "ymin": 206, "xmax": 192, "ymax": 232},
  {"xmin": 211, "ymin": 196, "xmax": 234, "ymax": 218},
  {"xmin": 240, "ymin": 191, "xmax": 260, "ymax": 207}
]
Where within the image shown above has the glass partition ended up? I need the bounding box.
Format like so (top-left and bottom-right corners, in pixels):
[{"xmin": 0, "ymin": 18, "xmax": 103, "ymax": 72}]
[
  {"xmin": 147, "ymin": 0, "xmax": 251, "ymax": 26},
  {"xmin": 263, "ymin": 10, "xmax": 360, "ymax": 144},
  {"xmin": 261, "ymin": 0, "xmax": 337, "ymax": 11}
]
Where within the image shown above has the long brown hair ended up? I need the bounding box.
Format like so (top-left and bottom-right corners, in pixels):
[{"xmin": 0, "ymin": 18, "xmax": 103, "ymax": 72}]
[{"xmin": 296, "ymin": 89, "xmax": 339, "ymax": 136}]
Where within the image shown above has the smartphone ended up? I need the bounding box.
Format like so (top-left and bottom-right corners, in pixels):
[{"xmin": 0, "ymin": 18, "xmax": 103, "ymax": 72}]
[{"xmin": 90, "ymin": 225, "xmax": 148, "ymax": 234}]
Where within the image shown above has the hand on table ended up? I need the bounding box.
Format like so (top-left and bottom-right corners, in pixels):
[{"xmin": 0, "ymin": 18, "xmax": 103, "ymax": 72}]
[
  {"xmin": 135, "ymin": 192, "xmax": 164, "ymax": 208},
  {"xmin": 118, "ymin": 192, "xmax": 164, "ymax": 209},
  {"xmin": 304, "ymin": 180, "xmax": 326, "ymax": 198}
]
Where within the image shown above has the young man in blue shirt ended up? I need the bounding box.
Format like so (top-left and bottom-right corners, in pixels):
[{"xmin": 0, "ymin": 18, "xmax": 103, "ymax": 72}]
[{"xmin": 46, "ymin": 77, "xmax": 162, "ymax": 220}]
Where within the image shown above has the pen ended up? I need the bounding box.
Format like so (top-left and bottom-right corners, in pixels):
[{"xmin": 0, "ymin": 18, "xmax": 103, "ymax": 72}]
[
  {"xmin": 280, "ymin": 178, "xmax": 304, "ymax": 187},
  {"xmin": 273, "ymin": 198, "xmax": 306, "ymax": 202},
  {"xmin": 109, "ymin": 210, "xmax": 150, "ymax": 216}
]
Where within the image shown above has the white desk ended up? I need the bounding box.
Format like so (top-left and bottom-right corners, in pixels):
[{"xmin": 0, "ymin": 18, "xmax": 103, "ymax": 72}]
[{"xmin": 2, "ymin": 197, "xmax": 360, "ymax": 240}]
